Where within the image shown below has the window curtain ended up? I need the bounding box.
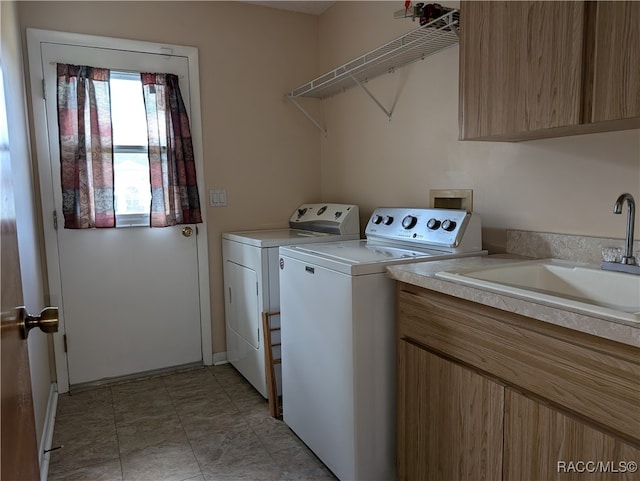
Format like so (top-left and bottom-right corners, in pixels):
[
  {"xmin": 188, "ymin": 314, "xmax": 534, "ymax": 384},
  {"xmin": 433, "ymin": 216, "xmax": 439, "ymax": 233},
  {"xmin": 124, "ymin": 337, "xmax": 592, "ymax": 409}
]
[
  {"xmin": 57, "ymin": 64, "xmax": 115, "ymax": 228},
  {"xmin": 141, "ymin": 73, "xmax": 202, "ymax": 227}
]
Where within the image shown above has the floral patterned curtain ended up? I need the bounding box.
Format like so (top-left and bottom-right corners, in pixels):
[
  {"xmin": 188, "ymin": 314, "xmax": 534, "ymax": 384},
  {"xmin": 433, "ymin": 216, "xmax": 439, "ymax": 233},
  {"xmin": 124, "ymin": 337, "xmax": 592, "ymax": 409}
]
[
  {"xmin": 57, "ymin": 64, "xmax": 115, "ymax": 228},
  {"xmin": 141, "ymin": 73, "xmax": 202, "ymax": 227}
]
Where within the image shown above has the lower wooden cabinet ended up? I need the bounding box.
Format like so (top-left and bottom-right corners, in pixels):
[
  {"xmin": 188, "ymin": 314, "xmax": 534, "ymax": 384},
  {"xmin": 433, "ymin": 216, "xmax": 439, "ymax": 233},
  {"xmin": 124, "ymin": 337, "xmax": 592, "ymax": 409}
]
[
  {"xmin": 504, "ymin": 389, "xmax": 640, "ymax": 481},
  {"xmin": 397, "ymin": 340, "xmax": 504, "ymax": 481},
  {"xmin": 396, "ymin": 282, "xmax": 640, "ymax": 481}
]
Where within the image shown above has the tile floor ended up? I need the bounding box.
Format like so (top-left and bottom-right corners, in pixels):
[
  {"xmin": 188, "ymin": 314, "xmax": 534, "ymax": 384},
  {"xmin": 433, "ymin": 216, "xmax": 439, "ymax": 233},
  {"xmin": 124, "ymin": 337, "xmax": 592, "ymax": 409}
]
[{"xmin": 48, "ymin": 364, "xmax": 337, "ymax": 481}]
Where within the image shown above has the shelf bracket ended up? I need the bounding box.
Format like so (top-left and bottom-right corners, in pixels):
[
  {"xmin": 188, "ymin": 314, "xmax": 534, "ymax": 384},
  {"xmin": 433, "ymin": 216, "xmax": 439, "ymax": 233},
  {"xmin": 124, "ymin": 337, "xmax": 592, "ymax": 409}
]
[
  {"xmin": 287, "ymin": 95, "xmax": 328, "ymax": 138},
  {"xmin": 348, "ymin": 74, "xmax": 392, "ymax": 123}
]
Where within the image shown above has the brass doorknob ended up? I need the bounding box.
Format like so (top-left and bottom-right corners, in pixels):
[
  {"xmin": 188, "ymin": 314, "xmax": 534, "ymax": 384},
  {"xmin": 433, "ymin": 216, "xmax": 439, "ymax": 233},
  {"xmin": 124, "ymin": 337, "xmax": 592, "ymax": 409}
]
[
  {"xmin": 19, "ymin": 306, "xmax": 59, "ymax": 339},
  {"xmin": 182, "ymin": 226, "xmax": 194, "ymax": 237}
]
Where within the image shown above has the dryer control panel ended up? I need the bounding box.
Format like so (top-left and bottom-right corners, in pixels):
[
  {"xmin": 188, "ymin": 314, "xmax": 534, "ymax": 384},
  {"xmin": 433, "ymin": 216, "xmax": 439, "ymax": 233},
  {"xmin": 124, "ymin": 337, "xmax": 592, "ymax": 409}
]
[{"xmin": 289, "ymin": 203, "xmax": 360, "ymax": 236}]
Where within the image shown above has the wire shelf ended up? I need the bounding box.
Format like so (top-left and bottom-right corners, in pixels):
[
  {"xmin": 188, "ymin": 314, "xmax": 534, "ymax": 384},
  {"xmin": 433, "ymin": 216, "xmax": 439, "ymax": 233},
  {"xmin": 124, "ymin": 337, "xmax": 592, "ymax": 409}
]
[{"xmin": 289, "ymin": 9, "xmax": 460, "ymax": 100}]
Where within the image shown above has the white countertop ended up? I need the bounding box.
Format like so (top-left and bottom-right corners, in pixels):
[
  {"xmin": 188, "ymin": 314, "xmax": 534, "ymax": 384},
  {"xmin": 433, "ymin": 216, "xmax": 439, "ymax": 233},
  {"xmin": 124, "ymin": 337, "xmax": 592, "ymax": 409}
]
[{"xmin": 386, "ymin": 255, "xmax": 640, "ymax": 348}]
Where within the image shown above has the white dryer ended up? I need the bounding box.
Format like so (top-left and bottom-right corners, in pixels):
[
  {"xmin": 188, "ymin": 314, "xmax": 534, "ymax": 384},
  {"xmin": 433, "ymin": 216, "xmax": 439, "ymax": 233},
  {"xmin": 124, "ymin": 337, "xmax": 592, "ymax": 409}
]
[{"xmin": 222, "ymin": 203, "xmax": 360, "ymax": 398}]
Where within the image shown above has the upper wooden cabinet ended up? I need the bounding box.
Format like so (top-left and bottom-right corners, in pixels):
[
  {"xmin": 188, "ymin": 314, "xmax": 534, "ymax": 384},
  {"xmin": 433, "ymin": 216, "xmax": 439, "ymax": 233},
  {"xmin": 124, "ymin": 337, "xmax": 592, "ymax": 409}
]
[
  {"xmin": 459, "ymin": 1, "xmax": 640, "ymax": 141},
  {"xmin": 588, "ymin": 1, "xmax": 640, "ymax": 123}
]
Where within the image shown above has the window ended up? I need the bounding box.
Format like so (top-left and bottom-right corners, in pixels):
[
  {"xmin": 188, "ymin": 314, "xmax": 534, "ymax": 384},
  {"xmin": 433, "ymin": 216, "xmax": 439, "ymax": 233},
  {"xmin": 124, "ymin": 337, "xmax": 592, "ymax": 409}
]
[
  {"xmin": 110, "ymin": 71, "xmax": 151, "ymax": 227},
  {"xmin": 56, "ymin": 62, "xmax": 202, "ymax": 229}
]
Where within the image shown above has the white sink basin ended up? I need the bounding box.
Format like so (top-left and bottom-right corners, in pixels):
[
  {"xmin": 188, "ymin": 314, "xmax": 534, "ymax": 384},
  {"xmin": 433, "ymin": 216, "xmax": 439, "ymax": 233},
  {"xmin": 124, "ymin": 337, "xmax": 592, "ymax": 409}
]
[{"xmin": 436, "ymin": 259, "xmax": 640, "ymax": 323}]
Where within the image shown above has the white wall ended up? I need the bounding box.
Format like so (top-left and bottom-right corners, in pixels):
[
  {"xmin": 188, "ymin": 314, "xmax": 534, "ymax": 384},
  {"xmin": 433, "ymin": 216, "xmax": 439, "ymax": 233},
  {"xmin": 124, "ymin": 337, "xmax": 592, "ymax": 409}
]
[
  {"xmin": 1, "ymin": 0, "xmax": 52, "ymax": 463},
  {"xmin": 318, "ymin": 2, "xmax": 640, "ymax": 252}
]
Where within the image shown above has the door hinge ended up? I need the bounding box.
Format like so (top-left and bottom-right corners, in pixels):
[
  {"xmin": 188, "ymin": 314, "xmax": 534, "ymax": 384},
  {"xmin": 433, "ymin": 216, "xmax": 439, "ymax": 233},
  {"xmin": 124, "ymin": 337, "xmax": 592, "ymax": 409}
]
[
  {"xmin": 53, "ymin": 210, "xmax": 58, "ymax": 230},
  {"xmin": 42, "ymin": 78, "xmax": 46, "ymax": 100},
  {"xmin": 63, "ymin": 334, "xmax": 68, "ymax": 353}
]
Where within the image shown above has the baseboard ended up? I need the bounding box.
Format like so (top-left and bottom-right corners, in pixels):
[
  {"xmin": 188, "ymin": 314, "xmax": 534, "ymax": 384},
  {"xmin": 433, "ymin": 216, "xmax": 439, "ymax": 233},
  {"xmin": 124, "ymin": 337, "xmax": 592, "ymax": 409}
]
[
  {"xmin": 213, "ymin": 351, "xmax": 228, "ymax": 365},
  {"xmin": 39, "ymin": 382, "xmax": 58, "ymax": 481},
  {"xmin": 69, "ymin": 361, "xmax": 203, "ymax": 392}
]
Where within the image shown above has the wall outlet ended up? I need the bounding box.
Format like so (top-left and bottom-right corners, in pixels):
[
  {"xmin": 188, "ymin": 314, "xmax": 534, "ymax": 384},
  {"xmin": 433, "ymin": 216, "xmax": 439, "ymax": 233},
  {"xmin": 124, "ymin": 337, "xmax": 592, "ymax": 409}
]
[{"xmin": 210, "ymin": 189, "xmax": 227, "ymax": 207}]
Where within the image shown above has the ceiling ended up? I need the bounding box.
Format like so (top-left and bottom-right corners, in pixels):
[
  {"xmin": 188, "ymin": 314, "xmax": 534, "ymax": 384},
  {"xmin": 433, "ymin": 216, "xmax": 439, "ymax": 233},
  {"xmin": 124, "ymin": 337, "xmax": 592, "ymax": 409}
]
[{"xmin": 241, "ymin": 1, "xmax": 336, "ymax": 15}]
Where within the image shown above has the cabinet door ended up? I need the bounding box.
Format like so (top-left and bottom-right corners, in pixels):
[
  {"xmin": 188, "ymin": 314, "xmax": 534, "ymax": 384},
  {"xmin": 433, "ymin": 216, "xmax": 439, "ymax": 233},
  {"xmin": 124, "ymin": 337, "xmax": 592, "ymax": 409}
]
[
  {"xmin": 504, "ymin": 388, "xmax": 640, "ymax": 481},
  {"xmin": 588, "ymin": 1, "xmax": 640, "ymax": 122},
  {"xmin": 459, "ymin": 1, "xmax": 586, "ymax": 140},
  {"xmin": 397, "ymin": 340, "xmax": 504, "ymax": 481}
]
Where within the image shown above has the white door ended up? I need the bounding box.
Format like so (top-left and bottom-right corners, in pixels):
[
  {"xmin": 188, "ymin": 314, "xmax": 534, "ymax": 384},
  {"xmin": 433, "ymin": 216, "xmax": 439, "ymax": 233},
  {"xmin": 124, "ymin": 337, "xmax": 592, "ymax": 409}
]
[{"xmin": 27, "ymin": 30, "xmax": 212, "ymax": 391}]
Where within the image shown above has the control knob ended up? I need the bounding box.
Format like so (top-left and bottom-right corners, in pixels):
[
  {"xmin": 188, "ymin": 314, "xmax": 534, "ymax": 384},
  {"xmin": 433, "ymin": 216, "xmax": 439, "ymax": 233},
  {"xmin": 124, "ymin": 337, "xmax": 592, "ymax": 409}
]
[
  {"xmin": 402, "ymin": 215, "xmax": 417, "ymax": 229},
  {"xmin": 372, "ymin": 215, "xmax": 383, "ymax": 225},
  {"xmin": 297, "ymin": 208, "xmax": 307, "ymax": 218},
  {"xmin": 383, "ymin": 215, "xmax": 394, "ymax": 225},
  {"xmin": 441, "ymin": 219, "xmax": 457, "ymax": 232},
  {"xmin": 427, "ymin": 218, "xmax": 441, "ymax": 230}
]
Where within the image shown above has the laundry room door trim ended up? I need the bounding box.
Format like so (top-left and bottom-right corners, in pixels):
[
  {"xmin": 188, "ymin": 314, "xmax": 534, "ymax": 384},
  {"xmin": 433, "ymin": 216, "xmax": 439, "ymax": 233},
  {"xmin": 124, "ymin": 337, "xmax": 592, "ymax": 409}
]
[{"xmin": 26, "ymin": 28, "xmax": 212, "ymax": 393}]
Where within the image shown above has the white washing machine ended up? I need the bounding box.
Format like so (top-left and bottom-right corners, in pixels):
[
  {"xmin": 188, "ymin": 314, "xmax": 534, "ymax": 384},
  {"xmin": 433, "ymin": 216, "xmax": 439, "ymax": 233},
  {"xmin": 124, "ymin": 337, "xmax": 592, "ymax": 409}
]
[
  {"xmin": 222, "ymin": 203, "xmax": 359, "ymax": 398},
  {"xmin": 278, "ymin": 207, "xmax": 486, "ymax": 481}
]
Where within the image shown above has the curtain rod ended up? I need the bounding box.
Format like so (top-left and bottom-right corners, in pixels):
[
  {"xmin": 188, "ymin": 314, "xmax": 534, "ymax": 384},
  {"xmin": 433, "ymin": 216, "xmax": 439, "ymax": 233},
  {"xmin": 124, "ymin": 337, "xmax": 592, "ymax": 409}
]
[{"xmin": 49, "ymin": 63, "xmax": 184, "ymax": 78}]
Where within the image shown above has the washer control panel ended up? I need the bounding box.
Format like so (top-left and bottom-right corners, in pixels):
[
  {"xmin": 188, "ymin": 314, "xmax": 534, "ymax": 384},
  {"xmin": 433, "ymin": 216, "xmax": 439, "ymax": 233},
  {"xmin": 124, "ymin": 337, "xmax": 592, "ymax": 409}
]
[{"xmin": 365, "ymin": 207, "xmax": 482, "ymax": 251}]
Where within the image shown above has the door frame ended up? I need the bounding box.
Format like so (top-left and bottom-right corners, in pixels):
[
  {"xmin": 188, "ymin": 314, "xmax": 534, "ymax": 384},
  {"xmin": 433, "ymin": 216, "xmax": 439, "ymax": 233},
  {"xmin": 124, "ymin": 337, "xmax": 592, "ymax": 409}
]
[{"xmin": 26, "ymin": 28, "xmax": 212, "ymax": 393}]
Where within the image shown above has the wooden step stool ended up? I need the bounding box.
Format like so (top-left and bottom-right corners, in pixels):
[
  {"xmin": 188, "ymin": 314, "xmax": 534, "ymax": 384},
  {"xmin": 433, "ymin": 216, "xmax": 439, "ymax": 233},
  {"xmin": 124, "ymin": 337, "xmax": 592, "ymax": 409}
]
[{"xmin": 262, "ymin": 311, "xmax": 282, "ymax": 418}]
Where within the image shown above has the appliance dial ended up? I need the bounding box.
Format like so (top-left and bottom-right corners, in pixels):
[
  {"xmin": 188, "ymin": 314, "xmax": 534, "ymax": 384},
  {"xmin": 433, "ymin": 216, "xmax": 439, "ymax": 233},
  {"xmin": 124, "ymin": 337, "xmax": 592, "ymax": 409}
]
[
  {"xmin": 383, "ymin": 216, "xmax": 394, "ymax": 225},
  {"xmin": 442, "ymin": 219, "xmax": 457, "ymax": 232},
  {"xmin": 427, "ymin": 218, "xmax": 441, "ymax": 230},
  {"xmin": 335, "ymin": 211, "xmax": 342, "ymax": 219},
  {"xmin": 402, "ymin": 215, "xmax": 417, "ymax": 229},
  {"xmin": 372, "ymin": 215, "xmax": 383, "ymax": 225},
  {"xmin": 297, "ymin": 208, "xmax": 307, "ymax": 218}
]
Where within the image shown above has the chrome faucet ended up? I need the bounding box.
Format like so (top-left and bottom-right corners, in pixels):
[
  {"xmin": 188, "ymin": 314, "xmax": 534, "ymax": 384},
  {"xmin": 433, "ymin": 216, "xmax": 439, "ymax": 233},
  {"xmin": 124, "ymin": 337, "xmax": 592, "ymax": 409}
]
[{"xmin": 613, "ymin": 193, "xmax": 636, "ymax": 265}]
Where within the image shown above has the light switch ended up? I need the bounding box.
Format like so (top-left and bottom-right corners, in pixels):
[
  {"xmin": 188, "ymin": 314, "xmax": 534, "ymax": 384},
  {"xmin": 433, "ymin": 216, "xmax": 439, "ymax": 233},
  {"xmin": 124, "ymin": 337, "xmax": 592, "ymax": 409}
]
[{"xmin": 210, "ymin": 189, "xmax": 228, "ymax": 207}]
